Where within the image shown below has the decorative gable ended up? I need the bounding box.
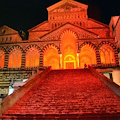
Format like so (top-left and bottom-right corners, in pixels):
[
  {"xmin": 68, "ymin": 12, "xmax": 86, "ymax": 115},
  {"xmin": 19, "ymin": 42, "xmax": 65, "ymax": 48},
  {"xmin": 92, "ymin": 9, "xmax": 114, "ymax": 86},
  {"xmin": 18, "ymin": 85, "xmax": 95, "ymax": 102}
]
[
  {"xmin": 0, "ymin": 25, "xmax": 22, "ymax": 43},
  {"xmin": 51, "ymin": 3, "xmax": 85, "ymax": 13},
  {"xmin": 47, "ymin": 0, "xmax": 88, "ymax": 12},
  {"xmin": 48, "ymin": 0, "xmax": 88, "ymax": 30},
  {"xmin": 40, "ymin": 23, "xmax": 98, "ymax": 41},
  {"xmin": 0, "ymin": 25, "xmax": 18, "ymax": 36}
]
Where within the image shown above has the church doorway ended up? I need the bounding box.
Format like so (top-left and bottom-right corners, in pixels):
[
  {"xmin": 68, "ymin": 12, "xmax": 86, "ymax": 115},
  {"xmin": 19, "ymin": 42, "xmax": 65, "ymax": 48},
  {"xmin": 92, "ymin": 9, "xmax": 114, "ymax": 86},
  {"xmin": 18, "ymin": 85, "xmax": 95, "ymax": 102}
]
[
  {"xmin": 65, "ymin": 62, "xmax": 75, "ymax": 69},
  {"xmin": 64, "ymin": 55, "xmax": 76, "ymax": 69},
  {"xmin": 61, "ymin": 30, "xmax": 78, "ymax": 69}
]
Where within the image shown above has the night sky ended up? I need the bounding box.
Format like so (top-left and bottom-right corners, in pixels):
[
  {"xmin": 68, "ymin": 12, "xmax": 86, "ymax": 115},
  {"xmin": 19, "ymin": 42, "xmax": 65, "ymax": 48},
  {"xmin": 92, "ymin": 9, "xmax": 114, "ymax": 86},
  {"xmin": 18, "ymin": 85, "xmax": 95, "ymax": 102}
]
[{"xmin": 0, "ymin": 0, "xmax": 120, "ymax": 33}]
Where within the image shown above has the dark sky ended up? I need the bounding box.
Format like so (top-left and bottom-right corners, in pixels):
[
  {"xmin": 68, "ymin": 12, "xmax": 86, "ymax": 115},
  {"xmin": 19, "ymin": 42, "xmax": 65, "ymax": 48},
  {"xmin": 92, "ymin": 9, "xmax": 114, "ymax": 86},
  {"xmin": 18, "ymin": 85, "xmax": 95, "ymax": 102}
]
[{"xmin": 0, "ymin": 0, "xmax": 120, "ymax": 33}]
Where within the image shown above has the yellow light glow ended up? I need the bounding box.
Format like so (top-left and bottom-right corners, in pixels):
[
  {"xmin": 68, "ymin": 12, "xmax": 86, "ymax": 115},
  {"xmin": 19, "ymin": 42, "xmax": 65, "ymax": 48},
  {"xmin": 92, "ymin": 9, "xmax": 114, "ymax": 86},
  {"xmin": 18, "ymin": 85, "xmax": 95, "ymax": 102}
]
[
  {"xmin": 80, "ymin": 44, "xmax": 97, "ymax": 68},
  {"xmin": 0, "ymin": 50, "xmax": 5, "ymax": 68},
  {"xmin": 8, "ymin": 49, "xmax": 22, "ymax": 68},
  {"xmin": 43, "ymin": 46, "xmax": 59, "ymax": 69},
  {"xmin": 26, "ymin": 48, "xmax": 39, "ymax": 67}
]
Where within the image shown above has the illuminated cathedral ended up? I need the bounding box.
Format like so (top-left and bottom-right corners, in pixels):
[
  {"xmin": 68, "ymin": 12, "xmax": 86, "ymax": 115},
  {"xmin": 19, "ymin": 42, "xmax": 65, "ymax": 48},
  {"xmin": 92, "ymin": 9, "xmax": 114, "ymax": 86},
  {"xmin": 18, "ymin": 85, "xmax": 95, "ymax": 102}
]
[{"xmin": 0, "ymin": 0, "xmax": 119, "ymax": 98}]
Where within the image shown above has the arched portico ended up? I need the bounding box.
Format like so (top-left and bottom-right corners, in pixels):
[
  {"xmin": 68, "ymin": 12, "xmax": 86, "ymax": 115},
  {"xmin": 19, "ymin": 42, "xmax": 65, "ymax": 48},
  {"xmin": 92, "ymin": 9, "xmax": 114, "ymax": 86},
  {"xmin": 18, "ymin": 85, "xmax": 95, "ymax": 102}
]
[{"xmin": 60, "ymin": 30, "xmax": 78, "ymax": 69}]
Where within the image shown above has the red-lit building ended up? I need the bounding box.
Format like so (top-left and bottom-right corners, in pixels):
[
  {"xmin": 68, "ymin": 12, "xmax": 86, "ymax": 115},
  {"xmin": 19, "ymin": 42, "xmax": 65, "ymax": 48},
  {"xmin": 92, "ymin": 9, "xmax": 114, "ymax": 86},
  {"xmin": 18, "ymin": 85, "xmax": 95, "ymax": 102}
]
[
  {"xmin": 109, "ymin": 16, "xmax": 120, "ymax": 64},
  {"xmin": 0, "ymin": 0, "xmax": 119, "ymax": 98}
]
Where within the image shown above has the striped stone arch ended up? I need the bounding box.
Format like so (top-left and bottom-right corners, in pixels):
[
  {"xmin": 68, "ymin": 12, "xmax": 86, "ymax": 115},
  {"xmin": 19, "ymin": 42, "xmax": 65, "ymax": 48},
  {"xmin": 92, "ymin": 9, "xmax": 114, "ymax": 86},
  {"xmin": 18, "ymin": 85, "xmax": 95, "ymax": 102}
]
[
  {"xmin": 42, "ymin": 43, "xmax": 60, "ymax": 53},
  {"xmin": 8, "ymin": 45, "xmax": 23, "ymax": 68},
  {"xmin": 24, "ymin": 44, "xmax": 41, "ymax": 67},
  {"xmin": 78, "ymin": 42, "xmax": 97, "ymax": 51},
  {"xmin": 0, "ymin": 46, "xmax": 6, "ymax": 68},
  {"xmin": 24, "ymin": 44, "xmax": 41, "ymax": 53},
  {"xmin": 98, "ymin": 41, "xmax": 118, "ymax": 64},
  {"xmin": 59, "ymin": 29, "xmax": 78, "ymax": 40},
  {"xmin": 97, "ymin": 41, "xmax": 116, "ymax": 50},
  {"xmin": 8, "ymin": 45, "xmax": 24, "ymax": 53},
  {"xmin": 79, "ymin": 42, "xmax": 97, "ymax": 68},
  {"xmin": 0, "ymin": 46, "xmax": 7, "ymax": 53}
]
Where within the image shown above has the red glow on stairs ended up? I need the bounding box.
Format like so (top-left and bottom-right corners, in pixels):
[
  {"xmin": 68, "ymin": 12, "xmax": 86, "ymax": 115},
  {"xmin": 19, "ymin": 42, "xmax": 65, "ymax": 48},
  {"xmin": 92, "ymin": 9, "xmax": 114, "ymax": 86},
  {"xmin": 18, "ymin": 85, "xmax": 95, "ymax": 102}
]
[{"xmin": 2, "ymin": 69, "xmax": 120, "ymax": 119}]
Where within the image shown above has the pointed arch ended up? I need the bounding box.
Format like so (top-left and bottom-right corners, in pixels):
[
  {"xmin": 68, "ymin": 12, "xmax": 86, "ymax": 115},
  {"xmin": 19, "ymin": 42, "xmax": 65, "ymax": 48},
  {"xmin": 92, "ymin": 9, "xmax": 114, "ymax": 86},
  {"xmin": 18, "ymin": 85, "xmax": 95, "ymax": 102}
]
[
  {"xmin": 80, "ymin": 44, "xmax": 97, "ymax": 68},
  {"xmin": 43, "ymin": 45, "xmax": 59, "ymax": 69},
  {"xmin": 8, "ymin": 49, "xmax": 22, "ymax": 68},
  {"xmin": 99, "ymin": 44, "xmax": 115, "ymax": 64},
  {"xmin": 79, "ymin": 42, "xmax": 97, "ymax": 51},
  {"xmin": 0, "ymin": 49, "xmax": 5, "ymax": 68},
  {"xmin": 25, "ymin": 44, "xmax": 41, "ymax": 53},
  {"xmin": 60, "ymin": 29, "xmax": 78, "ymax": 41},
  {"xmin": 42, "ymin": 43, "xmax": 60, "ymax": 53},
  {"xmin": 25, "ymin": 47, "xmax": 40, "ymax": 67},
  {"xmin": 8, "ymin": 45, "xmax": 24, "ymax": 53}
]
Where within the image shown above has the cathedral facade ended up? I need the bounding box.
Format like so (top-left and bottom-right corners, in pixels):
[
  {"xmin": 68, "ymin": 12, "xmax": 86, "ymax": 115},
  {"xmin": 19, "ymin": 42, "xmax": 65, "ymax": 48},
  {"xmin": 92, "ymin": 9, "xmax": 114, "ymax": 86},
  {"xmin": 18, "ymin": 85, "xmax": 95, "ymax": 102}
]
[{"xmin": 0, "ymin": 0, "xmax": 119, "ymax": 98}]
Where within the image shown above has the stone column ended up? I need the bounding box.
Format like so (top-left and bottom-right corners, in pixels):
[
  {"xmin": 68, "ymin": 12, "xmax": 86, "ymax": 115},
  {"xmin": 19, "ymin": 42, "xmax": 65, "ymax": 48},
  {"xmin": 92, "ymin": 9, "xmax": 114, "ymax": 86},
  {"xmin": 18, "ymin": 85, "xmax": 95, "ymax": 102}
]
[
  {"xmin": 96, "ymin": 50, "xmax": 101, "ymax": 67},
  {"xmin": 21, "ymin": 52, "xmax": 26, "ymax": 69},
  {"xmin": 39, "ymin": 52, "xmax": 43, "ymax": 69},
  {"xmin": 4, "ymin": 53, "xmax": 9, "ymax": 69},
  {"xmin": 77, "ymin": 48, "xmax": 80, "ymax": 68},
  {"xmin": 59, "ymin": 53, "xmax": 62, "ymax": 69}
]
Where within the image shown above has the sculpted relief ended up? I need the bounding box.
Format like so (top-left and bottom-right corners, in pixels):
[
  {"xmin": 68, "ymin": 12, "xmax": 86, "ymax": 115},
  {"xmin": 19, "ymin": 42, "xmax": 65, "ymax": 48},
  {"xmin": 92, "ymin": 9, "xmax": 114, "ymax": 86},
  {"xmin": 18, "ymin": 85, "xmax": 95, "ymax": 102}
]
[{"xmin": 52, "ymin": 3, "xmax": 85, "ymax": 13}]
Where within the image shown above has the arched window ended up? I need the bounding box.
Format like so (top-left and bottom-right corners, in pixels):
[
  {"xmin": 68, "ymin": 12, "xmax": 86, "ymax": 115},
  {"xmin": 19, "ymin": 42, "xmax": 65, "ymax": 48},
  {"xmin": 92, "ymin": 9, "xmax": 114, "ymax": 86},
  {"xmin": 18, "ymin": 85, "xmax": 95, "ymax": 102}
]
[
  {"xmin": 8, "ymin": 49, "xmax": 22, "ymax": 68},
  {"xmin": 80, "ymin": 44, "xmax": 97, "ymax": 68},
  {"xmin": 43, "ymin": 46, "xmax": 59, "ymax": 69},
  {"xmin": 0, "ymin": 50, "xmax": 5, "ymax": 68},
  {"xmin": 100, "ymin": 45, "xmax": 115, "ymax": 64},
  {"xmin": 26, "ymin": 48, "xmax": 39, "ymax": 67}
]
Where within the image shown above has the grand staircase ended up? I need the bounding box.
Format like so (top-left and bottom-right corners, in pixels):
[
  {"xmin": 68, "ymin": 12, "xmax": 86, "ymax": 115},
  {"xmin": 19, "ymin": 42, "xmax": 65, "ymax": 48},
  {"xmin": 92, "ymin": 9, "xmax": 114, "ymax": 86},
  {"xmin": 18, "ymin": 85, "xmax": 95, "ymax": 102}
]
[{"xmin": 1, "ymin": 68, "xmax": 120, "ymax": 119}]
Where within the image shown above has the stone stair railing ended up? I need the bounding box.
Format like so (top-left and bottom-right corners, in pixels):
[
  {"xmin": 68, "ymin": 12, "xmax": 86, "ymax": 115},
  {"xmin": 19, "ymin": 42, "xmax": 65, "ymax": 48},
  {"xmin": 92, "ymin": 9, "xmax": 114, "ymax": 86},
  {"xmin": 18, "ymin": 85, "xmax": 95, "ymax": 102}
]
[
  {"xmin": 0, "ymin": 66, "xmax": 52, "ymax": 117},
  {"xmin": 88, "ymin": 65, "xmax": 120, "ymax": 98}
]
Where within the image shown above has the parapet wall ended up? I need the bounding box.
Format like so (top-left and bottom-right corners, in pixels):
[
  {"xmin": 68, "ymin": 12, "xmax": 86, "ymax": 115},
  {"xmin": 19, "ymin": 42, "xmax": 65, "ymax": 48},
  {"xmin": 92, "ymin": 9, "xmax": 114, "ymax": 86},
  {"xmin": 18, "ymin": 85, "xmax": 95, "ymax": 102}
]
[
  {"xmin": 88, "ymin": 66, "xmax": 120, "ymax": 98},
  {"xmin": 0, "ymin": 67, "xmax": 52, "ymax": 117}
]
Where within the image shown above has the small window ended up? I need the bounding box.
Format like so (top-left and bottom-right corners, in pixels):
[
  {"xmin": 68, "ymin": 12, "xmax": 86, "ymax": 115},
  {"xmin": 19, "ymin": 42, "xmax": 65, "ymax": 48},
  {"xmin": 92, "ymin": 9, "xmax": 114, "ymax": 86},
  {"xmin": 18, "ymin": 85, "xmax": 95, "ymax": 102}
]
[
  {"xmin": 10, "ymin": 37, "xmax": 12, "ymax": 41},
  {"xmin": 55, "ymin": 23, "xmax": 57, "ymax": 27},
  {"xmin": 80, "ymin": 22, "xmax": 82, "ymax": 26},
  {"xmin": 2, "ymin": 38, "xmax": 4, "ymax": 42},
  {"xmin": 2, "ymin": 29, "xmax": 6, "ymax": 34},
  {"xmin": 6, "ymin": 37, "xmax": 8, "ymax": 41}
]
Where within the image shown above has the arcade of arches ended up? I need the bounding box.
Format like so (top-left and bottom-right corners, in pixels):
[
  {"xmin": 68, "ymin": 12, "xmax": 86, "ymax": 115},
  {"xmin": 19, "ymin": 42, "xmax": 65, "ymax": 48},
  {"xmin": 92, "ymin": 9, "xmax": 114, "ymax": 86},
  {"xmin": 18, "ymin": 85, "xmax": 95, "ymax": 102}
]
[
  {"xmin": 0, "ymin": 31, "xmax": 116, "ymax": 69},
  {"xmin": 0, "ymin": 0, "xmax": 120, "ymax": 99}
]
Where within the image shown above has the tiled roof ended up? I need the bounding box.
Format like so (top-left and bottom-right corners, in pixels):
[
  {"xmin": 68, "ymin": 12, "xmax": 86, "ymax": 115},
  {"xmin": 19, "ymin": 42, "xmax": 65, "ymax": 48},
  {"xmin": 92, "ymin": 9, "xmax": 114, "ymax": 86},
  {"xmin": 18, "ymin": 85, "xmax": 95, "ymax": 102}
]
[{"xmin": 2, "ymin": 69, "xmax": 120, "ymax": 119}]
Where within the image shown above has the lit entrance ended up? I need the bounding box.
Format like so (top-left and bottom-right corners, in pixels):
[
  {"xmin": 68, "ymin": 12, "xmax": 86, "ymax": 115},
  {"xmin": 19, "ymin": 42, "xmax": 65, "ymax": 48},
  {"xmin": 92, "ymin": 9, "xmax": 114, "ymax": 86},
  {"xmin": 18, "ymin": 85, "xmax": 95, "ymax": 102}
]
[
  {"xmin": 64, "ymin": 55, "xmax": 76, "ymax": 69},
  {"xmin": 60, "ymin": 30, "xmax": 77, "ymax": 69},
  {"xmin": 66, "ymin": 62, "xmax": 74, "ymax": 69}
]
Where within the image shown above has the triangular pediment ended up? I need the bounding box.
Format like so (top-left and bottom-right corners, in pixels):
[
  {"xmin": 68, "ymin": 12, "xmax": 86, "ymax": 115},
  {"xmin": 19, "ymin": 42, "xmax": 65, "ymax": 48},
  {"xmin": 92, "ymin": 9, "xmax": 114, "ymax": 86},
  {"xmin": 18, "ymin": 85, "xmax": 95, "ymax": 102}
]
[
  {"xmin": 0, "ymin": 25, "xmax": 18, "ymax": 36},
  {"xmin": 40, "ymin": 23, "xmax": 98, "ymax": 41},
  {"xmin": 51, "ymin": 2, "xmax": 86, "ymax": 13},
  {"xmin": 47, "ymin": 0, "xmax": 88, "ymax": 12}
]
